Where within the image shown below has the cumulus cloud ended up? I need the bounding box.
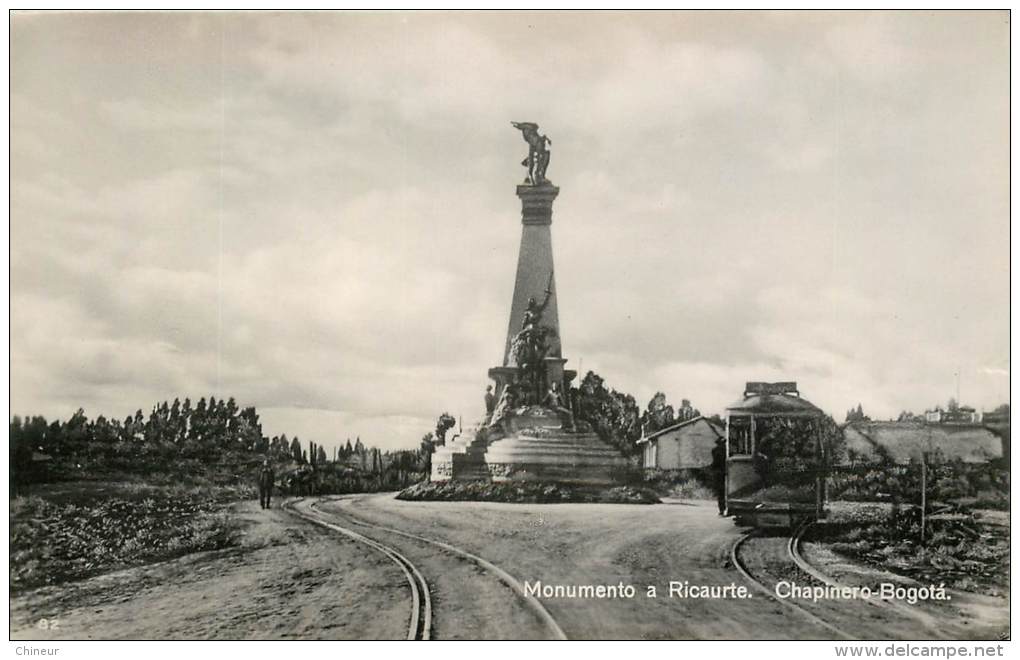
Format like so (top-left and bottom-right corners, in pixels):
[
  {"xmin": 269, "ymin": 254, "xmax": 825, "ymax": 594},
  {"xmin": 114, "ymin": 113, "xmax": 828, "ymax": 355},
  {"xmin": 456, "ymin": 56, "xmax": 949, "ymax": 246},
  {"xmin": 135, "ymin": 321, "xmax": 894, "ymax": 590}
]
[{"xmin": 10, "ymin": 11, "xmax": 1009, "ymax": 450}]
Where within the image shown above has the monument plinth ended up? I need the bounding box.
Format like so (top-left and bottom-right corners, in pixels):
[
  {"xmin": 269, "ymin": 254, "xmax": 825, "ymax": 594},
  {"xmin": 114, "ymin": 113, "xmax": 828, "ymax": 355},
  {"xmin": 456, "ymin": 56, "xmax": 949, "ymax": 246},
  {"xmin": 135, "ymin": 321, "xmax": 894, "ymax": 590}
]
[
  {"xmin": 431, "ymin": 123, "xmax": 628, "ymax": 485},
  {"xmin": 517, "ymin": 184, "xmax": 559, "ymax": 224}
]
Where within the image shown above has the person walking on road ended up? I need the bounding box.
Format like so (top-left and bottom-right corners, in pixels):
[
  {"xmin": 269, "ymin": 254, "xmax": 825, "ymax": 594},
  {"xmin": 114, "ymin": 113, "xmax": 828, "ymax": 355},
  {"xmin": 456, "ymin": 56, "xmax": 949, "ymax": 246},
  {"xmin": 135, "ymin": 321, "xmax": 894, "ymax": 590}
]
[
  {"xmin": 710, "ymin": 438, "xmax": 727, "ymax": 516},
  {"xmin": 258, "ymin": 458, "xmax": 275, "ymax": 510}
]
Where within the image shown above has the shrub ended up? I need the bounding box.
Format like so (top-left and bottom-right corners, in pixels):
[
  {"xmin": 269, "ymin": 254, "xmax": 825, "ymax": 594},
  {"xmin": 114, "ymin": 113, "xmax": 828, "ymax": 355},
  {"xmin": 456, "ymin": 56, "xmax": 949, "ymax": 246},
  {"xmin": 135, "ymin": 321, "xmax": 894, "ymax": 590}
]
[
  {"xmin": 828, "ymin": 461, "xmax": 1009, "ymax": 509},
  {"xmin": 396, "ymin": 480, "xmax": 660, "ymax": 504},
  {"xmin": 807, "ymin": 504, "xmax": 1008, "ymax": 595},
  {"xmin": 641, "ymin": 468, "xmax": 717, "ymax": 499},
  {"xmin": 10, "ymin": 489, "xmax": 242, "ymax": 592}
]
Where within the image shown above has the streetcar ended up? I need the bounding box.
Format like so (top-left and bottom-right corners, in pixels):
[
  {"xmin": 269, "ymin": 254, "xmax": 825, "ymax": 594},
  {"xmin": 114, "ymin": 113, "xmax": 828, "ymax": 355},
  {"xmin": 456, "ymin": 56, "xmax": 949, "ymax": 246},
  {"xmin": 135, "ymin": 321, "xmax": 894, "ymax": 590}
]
[{"xmin": 724, "ymin": 382, "xmax": 830, "ymax": 529}]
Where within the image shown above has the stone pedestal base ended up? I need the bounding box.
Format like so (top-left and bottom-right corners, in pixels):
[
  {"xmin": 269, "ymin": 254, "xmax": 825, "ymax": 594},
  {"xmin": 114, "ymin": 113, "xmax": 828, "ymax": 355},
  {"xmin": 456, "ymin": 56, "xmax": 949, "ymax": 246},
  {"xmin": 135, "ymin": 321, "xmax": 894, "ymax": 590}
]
[
  {"xmin": 483, "ymin": 430, "xmax": 630, "ymax": 485},
  {"xmin": 431, "ymin": 409, "xmax": 630, "ymax": 486}
]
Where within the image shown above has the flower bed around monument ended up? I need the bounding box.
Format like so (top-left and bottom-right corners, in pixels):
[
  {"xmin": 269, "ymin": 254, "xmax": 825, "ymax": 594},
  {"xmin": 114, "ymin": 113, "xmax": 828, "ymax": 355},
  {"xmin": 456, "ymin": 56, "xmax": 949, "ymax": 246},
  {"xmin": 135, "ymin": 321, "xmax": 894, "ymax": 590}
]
[{"xmin": 397, "ymin": 480, "xmax": 660, "ymax": 504}]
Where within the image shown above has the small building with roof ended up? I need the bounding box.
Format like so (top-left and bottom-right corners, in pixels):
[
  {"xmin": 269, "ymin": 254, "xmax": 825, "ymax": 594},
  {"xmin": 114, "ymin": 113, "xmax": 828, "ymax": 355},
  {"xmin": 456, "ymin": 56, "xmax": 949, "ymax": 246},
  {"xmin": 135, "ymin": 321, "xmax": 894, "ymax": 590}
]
[{"xmin": 637, "ymin": 416, "xmax": 724, "ymax": 471}]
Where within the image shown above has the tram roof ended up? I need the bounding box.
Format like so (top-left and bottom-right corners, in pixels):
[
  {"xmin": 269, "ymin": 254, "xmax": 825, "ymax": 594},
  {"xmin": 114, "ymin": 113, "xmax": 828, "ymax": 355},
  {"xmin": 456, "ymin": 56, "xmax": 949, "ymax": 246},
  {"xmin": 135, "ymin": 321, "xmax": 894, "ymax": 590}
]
[{"xmin": 725, "ymin": 392, "xmax": 824, "ymax": 418}]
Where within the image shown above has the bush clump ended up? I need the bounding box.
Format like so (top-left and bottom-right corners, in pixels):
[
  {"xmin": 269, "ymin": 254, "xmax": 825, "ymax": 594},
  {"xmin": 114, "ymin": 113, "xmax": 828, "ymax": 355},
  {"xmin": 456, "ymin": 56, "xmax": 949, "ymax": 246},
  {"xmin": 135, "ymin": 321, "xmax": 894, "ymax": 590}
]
[
  {"xmin": 10, "ymin": 490, "xmax": 241, "ymax": 593},
  {"xmin": 745, "ymin": 484, "xmax": 818, "ymax": 503},
  {"xmin": 828, "ymin": 460, "xmax": 1009, "ymax": 509},
  {"xmin": 397, "ymin": 480, "xmax": 659, "ymax": 504},
  {"xmin": 807, "ymin": 504, "xmax": 1009, "ymax": 595},
  {"xmin": 640, "ymin": 468, "xmax": 718, "ymax": 499}
]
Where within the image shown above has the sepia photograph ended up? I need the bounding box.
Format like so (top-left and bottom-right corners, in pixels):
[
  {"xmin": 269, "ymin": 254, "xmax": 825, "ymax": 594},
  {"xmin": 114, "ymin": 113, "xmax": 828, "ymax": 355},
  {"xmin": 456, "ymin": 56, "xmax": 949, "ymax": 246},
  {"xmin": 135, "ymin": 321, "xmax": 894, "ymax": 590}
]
[{"xmin": 8, "ymin": 9, "xmax": 1011, "ymax": 646}]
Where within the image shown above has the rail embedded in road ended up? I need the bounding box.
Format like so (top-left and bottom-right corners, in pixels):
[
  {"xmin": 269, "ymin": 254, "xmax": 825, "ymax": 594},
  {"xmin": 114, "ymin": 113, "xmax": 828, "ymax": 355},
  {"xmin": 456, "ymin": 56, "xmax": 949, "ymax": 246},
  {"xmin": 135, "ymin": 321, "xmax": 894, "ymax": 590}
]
[
  {"xmin": 730, "ymin": 530, "xmax": 855, "ymax": 640},
  {"xmin": 308, "ymin": 497, "xmax": 569, "ymax": 641},
  {"xmin": 283, "ymin": 498, "xmax": 432, "ymax": 641},
  {"xmin": 788, "ymin": 522, "xmax": 946, "ymax": 636}
]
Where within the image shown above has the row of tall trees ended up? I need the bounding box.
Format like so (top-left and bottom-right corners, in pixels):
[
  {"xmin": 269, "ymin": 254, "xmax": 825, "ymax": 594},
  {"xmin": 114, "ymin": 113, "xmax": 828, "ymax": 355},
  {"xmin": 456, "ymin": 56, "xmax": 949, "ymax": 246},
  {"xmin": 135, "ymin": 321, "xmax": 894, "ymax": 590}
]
[
  {"xmin": 11, "ymin": 396, "xmax": 263, "ymax": 467},
  {"xmin": 10, "ymin": 396, "xmax": 426, "ymax": 490}
]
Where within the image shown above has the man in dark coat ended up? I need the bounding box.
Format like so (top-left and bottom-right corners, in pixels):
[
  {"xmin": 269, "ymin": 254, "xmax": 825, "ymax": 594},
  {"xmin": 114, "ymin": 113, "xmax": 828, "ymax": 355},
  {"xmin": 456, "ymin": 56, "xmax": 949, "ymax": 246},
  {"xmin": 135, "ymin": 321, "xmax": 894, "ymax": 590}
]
[
  {"xmin": 710, "ymin": 438, "xmax": 727, "ymax": 516},
  {"xmin": 258, "ymin": 458, "xmax": 275, "ymax": 510}
]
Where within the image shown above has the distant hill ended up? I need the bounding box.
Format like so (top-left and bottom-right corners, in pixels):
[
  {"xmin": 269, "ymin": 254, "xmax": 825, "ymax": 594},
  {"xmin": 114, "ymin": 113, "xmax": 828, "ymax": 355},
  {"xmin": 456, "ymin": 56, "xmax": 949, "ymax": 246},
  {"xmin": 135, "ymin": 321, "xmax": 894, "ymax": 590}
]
[{"xmin": 842, "ymin": 421, "xmax": 1003, "ymax": 465}]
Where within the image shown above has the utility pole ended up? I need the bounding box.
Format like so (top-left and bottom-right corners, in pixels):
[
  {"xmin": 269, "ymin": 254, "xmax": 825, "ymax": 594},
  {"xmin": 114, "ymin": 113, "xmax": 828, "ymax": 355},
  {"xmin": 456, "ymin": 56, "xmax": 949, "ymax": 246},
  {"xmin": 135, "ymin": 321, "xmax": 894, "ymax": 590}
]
[
  {"xmin": 920, "ymin": 426, "xmax": 933, "ymax": 546},
  {"xmin": 920, "ymin": 451, "xmax": 927, "ymax": 545}
]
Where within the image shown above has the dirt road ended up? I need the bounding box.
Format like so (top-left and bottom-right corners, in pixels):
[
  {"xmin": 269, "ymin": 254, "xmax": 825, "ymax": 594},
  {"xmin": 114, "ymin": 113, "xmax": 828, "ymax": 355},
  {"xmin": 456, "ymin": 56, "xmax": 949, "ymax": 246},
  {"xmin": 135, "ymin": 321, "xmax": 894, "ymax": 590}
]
[
  {"xmin": 315, "ymin": 493, "xmax": 1009, "ymax": 640},
  {"xmin": 11, "ymin": 493, "xmax": 1010, "ymax": 640}
]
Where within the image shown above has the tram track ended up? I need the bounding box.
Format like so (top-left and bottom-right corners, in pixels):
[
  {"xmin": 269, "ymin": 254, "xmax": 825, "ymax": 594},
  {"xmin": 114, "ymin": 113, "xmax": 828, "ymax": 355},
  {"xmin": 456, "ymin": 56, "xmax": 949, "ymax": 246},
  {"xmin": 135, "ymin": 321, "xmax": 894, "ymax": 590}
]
[
  {"xmin": 732, "ymin": 522, "xmax": 955, "ymax": 640},
  {"xmin": 308, "ymin": 497, "xmax": 569, "ymax": 641},
  {"xmin": 730, "ymin": 528, "xmax": 856, "ymax": 640},
  {"xmin": 283, "ymin": 498, "xmax": 432, "ymax": 640},
  {"xmin": 788, "ymin": 522, "xmax": 838, "ymax": 585},
  {"xmin": 788, "ymin": 522, "xmax": 947, "ymax": 636}
]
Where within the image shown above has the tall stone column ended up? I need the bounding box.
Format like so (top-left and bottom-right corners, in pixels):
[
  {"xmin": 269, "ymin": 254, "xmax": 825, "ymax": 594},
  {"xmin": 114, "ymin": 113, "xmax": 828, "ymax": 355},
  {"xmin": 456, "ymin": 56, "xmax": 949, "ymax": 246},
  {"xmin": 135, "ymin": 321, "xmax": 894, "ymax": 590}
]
[{"xmin": 502, "ymin": 184, "xmax": 562, "ymax": 365}]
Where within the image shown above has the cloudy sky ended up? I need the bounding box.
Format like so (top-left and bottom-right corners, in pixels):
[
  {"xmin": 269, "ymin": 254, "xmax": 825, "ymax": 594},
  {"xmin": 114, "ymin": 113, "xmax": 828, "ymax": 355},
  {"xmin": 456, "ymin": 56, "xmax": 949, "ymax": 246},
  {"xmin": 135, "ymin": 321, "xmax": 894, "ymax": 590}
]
[{"xmin": 11, "ymin": 11, "xmax": 1009, "ymax": 452}]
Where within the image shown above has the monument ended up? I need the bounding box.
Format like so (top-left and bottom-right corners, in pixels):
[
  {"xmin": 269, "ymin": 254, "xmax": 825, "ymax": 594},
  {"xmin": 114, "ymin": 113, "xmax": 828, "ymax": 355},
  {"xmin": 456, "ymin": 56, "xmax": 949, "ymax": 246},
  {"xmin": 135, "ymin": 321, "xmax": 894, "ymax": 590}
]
[{"xmin": 431, "ymin": 123, "xmax": 629, "ymax": 484}]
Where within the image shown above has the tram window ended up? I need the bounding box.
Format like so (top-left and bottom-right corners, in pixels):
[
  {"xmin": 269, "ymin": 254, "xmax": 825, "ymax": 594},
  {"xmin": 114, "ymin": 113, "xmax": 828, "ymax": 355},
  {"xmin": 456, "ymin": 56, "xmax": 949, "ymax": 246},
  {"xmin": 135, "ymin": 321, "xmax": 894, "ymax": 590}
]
[{"xmin": 728, "ymin": 425, "xmax": 751, "ymax": 456}]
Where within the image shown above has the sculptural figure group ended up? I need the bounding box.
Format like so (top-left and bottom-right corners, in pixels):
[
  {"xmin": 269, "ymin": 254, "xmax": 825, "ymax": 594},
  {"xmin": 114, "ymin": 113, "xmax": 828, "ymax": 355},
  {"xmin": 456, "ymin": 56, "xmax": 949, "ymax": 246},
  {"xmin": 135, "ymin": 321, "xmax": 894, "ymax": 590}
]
[
  {"xmin": 510, "ymin": 272, "xmax": 555, "ymax": 398},
  {"xmin": 511, "ymin": 121, "xmax": 552, "ymax": 185},
  {"xmin": 487, "ymin": 270, "xmax": 574, "ymax": 433}
]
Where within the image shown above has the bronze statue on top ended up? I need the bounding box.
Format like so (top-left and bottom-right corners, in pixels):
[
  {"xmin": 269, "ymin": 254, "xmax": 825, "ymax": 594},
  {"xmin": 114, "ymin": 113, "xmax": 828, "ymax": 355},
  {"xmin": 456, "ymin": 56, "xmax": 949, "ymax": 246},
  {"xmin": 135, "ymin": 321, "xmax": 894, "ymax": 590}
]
[{"xmin": 511, "ymin": 121, "xmax": 552, "ymax": 185}]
